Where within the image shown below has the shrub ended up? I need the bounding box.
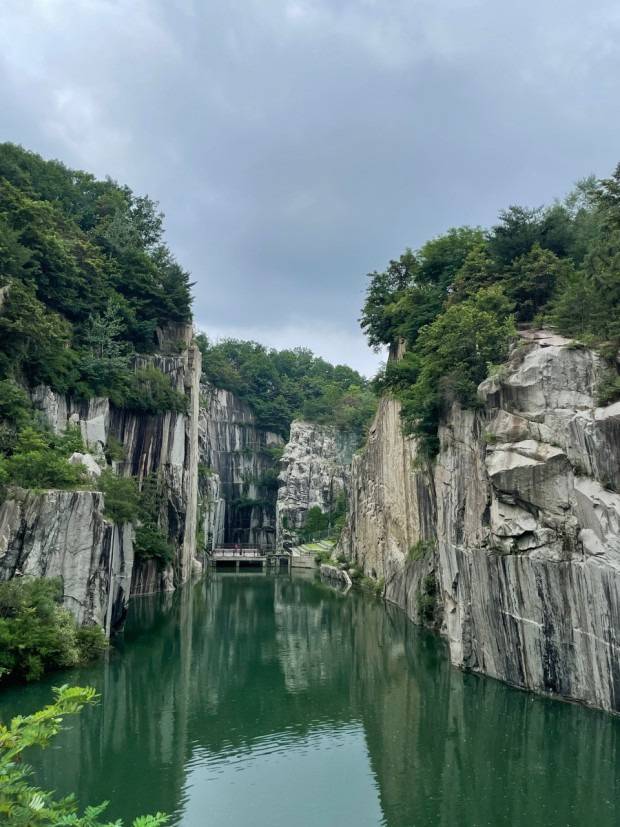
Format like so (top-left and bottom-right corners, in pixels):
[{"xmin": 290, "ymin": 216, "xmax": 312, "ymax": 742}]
[
  {"xmin": 597, "ymin": 370, "xmax": 620, "ymax": 406},
  {"xmin": 121, "ymin": 366, "xmax": 187, "ymax": 414},
  {"xmin": 417, "ymin": 574, "xmax": 438, "ymax": 623},
  {"xmin": 0, "ymin": 578, "xmax": 106, "ymax": 684},
  {"xmin": 408, "ymin": 538, "xmax": 436, "ymax": 561},
  {"xmin": 4, "ymin": 426, "xmax": 86, "ymax": 490},
  {"xmin": 104, "ymin": 434, "xmax": 126, "ymax": 462},
  {"xmin": 0, "ymin": 684, "xmax": 168, "ymax": 826},
  {"xmin": 76, "ymin": 625, "xmax": 108, "ymax": 661},
  {"xmin": 360, "ymin": 575, "xmax": 385, "ymax": 597},
  {"xmin": 97, "ymin": 469, "xmax": 140, "ymax": 523},
  {"xmin": 134, "ymin": 523, "xmax": 174, "ymax": 564},
  {"xmin": 0, "ymin": 378, "xmax": 31, "ymax": 425}
]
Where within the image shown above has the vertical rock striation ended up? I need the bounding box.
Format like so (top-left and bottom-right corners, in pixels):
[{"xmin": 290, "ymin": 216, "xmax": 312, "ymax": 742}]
[
  {"xmin": 0, "ymin": 324, "xmax": 202, "ymax": 630},
  {"xmin": 276, "ymin": 421, "xmax": 358, "ymax": 548},
  {"xmin": 340, "ymin": 332, "xmax": 620, "ymax": 712},
  {"xmin": 198, "ymin": 384, "xmax": 284, "ymax": 547},
  {"xmin": 0, "ymin": 490, "xmax": 133, "ymax": 633}
]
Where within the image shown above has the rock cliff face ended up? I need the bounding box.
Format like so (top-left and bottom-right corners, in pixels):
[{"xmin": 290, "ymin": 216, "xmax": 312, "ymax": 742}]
[
  {"xmin": 0, "ymin": 325, "xmax": 202, "ymax": 631},
  {"xmin": 198, "ymin": 385, "xmax": 284, "ymax": 547},
  {"xmin": 340, "ymin": 332, "xmax": 620, "ymax": 712},
  {"xmin": 0, "ymin": 490, "xmax": 132, "ymax": 633},
  {"xmin": 276, "ymin": 421, "xmax": 358, "ymax": 548}
]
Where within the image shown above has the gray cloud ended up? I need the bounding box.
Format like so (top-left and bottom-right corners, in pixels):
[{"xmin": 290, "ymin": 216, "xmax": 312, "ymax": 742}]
[{"xmin": 1, "ymin": 0, "xmax": 619, "ymax": 374}]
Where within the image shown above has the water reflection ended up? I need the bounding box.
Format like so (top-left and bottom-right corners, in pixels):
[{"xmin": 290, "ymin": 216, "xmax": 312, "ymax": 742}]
[{"xmin": 1, "ymin": 574, "xmax": 619, "ymax": 826}]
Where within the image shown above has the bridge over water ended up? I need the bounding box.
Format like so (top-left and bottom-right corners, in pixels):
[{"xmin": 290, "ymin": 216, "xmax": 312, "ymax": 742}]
[{"xmin": 208, "ymin": 543, "xmax": 291, "ymax": 571}]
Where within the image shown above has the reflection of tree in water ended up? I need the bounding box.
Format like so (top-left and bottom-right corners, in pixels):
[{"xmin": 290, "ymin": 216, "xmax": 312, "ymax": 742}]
[{"xmin": 1, "ymin": 575, "xmax": 619, "ymax": 827}]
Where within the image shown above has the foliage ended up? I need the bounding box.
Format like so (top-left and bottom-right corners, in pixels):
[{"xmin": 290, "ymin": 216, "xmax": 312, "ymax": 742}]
[
  {"xmin": 133, "ymin": 524, "xmax": 174, "ymax": 564},
  {"xmin": 360, "ymin": 229, "xmax": 485, "ymax": 350},
  {"xmin": 387, "ymin": 289, "xmax": 515, "ymax": 454},
  {"xmin": 0, "ymin": 684, "xmax": 168, "ymax": 826},
  {"xmin": 0, "ymin": 142, "xmax": 192, "ymax": 400},
  {"xmin": 0, "ymin": 579, "xmax": 107, "ymax": 684},
  {"xmin": 298, "ymin": 491, "xmax": 347, "ymax": 543},
  {"xmin": 104, "ymin": 434, "xmax": 126, "ymax": 463},
  {"xmin": 198, "ymin": 336, "xmax": 376, "ymax": 438},
  {"xmin": 120, "ymin": 367, "xmax": 187, "ymax": 414},
  {"xmin": 360, "ymin": 575, "xmax": 385, "ymax": 597},
  {"xmin": 408, "ymin": 538, "xmax": 436, "ymax": 561},
  {"xmin": 361, "ymin": 163, "xmax": 620, "ymax": 455},
  {"xmin": 417, "ymin": 574, "xmax": 438, "ymax": 623},
  {"xmin": 2, "ymin": 425, "xmax": 86, "ymax": 491},
  {"xmin": 97, "ymin": 470, "xmax": 140, "ymax": 523},
  {"xmin": 97, "ymin": 470, "xmax": 173, "ymax": 563},
  {"xmin": 596, "ymin": 371, "xmax": 620, "ymax": 406}
]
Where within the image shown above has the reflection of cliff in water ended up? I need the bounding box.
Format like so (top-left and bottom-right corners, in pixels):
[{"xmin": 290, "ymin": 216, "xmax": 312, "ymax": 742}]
[{"xmin": 1, "ymin": 574, "xmax": 619, "ymax": 826}]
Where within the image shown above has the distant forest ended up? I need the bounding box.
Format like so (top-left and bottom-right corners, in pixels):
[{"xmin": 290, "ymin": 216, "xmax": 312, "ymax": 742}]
[{"xmin": 198, "ymin": 336, "xmax": 376, "ymax": 438}]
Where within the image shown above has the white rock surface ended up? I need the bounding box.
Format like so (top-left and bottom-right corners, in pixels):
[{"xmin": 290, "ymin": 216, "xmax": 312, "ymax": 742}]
[
  {"xmin": 0, "ymin": 490, "xmax": 133, "ymax": 635},
  {"xmin": 68, "ymin": 452, "xmax": 102, "ymax": 477},
  {"xmin": 276, "ymin": 421, "xmax": 358, "ymax": 548},
  {"xmin": 340, "ymin": 334, "xmax": 620, "ymax": 712},
  {"xmin": 27, "ymin": 325, "xmax": 202, "ymax": 599}
]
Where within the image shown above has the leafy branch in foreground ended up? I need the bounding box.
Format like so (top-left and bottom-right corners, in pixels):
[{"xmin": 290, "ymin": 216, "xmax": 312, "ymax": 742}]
[{"xmin": 0, "ymin": 685, "xmax": 168, "ymax": 826}]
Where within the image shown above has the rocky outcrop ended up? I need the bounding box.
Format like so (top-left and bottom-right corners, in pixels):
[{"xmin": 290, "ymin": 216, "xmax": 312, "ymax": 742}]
[
  {"xmin": 1, "ymin": 325, "xmax": 202, "ymax": 630},
  {"xmin": 200, "ymin": 470, "xmax": 226, "ymax": 551},
  {"xmin": 320, "ymin": 563, "xmax": 352, "ymax": 590},
  {"xmin": 0, "ymin": 490, "xmax": 133, "ymax": 634},
  {"xmin": 339, "ymin": 395, "xmax": 436, "ymax": 622},
  {"xmin": 340, "ymin": 332, "xmax": 620, "ymax": 712},
  {"xmin": 198, "ymin": 385, "xmax": 284, "ymax": 547},
  {"xmin": 276, "ymin": 421, "xmax": 358, "ymax": 548}
]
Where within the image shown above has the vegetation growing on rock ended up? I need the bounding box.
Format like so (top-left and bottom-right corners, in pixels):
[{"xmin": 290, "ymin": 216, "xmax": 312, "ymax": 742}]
[
  {"xmin": 0, "ymin": 143, "xmax": 191, "ymax": 410},
  {"xmin": 197, "ymin": 336, "xmax": 376, "ymax": 438},
  {"xmin": 362, "ymin": 167, "xmax": 620, "ymax": 452},
  {"xmin": 0, "ymin": 579, "xmax": 107, "ymax": 684}
]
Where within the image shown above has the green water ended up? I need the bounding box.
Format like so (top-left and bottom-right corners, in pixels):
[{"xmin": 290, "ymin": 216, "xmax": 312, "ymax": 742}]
[{"xmin": 1, "ymin": 573, "xmax": 619, "ymax": 826}]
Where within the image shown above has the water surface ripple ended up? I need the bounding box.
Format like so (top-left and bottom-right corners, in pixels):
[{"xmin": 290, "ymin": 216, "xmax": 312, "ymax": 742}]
[{"xmin": 1, "ymin": 573, "xmax": 619, "ymax": 826}]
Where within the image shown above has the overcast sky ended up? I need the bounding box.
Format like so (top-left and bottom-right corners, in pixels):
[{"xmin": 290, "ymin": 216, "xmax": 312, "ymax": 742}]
[{"xmin": 2, "ymin": 1, "xmax": 619, "ymax": 375}]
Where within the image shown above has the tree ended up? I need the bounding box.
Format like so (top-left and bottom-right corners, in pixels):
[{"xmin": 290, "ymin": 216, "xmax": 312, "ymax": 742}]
[
  {"xmin": 504, "ymin": 244, "xmax": 572, "ymax": 322},
  {"xmin": 488, "ymin": 205, "xmax": 544, "ymax": 265},
  {"xmin": 360, "ymin": 249, "xmax": 418, "ymax": 348},
  {"xmin": 416, "ymin": 226, "xmax": 485, "ymax": 289},
  {"xmin": 395, "ymin": 290, "xmax": 516, "ymax": 454},
  {"xmin": 450, "ymin": 244, "xmax": 497, "ymax": 302},
  {"xmin": 0, "ymin": 684, "xmax": 167, "ymax": 826}
]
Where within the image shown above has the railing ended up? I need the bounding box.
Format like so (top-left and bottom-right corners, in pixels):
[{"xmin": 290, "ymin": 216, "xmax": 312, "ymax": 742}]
[{"xmin": 212, "ymin": 548, "xmax": 262, "ymax": 558}]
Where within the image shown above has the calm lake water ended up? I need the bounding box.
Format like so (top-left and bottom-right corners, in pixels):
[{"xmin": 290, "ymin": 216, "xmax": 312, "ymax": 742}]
[{"xmin": 1, "ymin": 573, "xmax": 619, "ymax": 826}]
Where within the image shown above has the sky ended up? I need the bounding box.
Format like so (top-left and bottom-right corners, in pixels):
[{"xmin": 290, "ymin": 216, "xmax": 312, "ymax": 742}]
[{"xmin": 1, "ymin": 1, "xmax": 620, "ymax": 376}]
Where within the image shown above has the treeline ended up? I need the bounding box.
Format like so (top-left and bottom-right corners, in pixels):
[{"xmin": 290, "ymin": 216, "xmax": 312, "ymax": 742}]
[
  {"xmin": 0, "ymin": 145, "xmax": 192, "ymax": 499},
  {"xmin": 0, "ymin": 143, "xmax": 192, "ymax": 404},
  {"xmin": 362, "ymin": 166, "xmax": 620, "ymax": 454},
  {"xmin": 198, "ymin": 336, "xmax": 376, "ymax": 437}
]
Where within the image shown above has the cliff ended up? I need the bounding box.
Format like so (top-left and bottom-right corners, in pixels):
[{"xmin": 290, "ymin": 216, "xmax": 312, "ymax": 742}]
[
  {"xmin": 0, "ymin": 325, "xmax": 202, "ymax": 631},
  {"xmin": 198, "ymin": 384, "xmax": 284, "ymax": 547},
  {"xmin": 340, "ymin": 331, "xmax": 620, "ymax": 712},
  {"xmin": 276, "ymin": 421, "xmax": 358, "ymax": 548}
]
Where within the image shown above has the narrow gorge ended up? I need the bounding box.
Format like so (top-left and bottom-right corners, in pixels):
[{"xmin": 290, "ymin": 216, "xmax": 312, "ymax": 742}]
[{"xmin": 2, "ymin": 139, "xmax": 620, "ymax": 827}]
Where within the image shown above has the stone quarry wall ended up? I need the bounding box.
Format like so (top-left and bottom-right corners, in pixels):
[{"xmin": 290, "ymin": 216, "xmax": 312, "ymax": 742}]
[
  {"xmin": 198, "ymin": 384, "xmax": 284, "ymax": 548},
  {"xmin": 0, "ymin": 325, "xmax": 202, "ymax": 632},
  {"xmin": 339, "ymin": 332, "xmax": 620, "ymax": 713},
  {"xmin": 276, "ymin": 421, "xmax": 358, "ymax": 548}
]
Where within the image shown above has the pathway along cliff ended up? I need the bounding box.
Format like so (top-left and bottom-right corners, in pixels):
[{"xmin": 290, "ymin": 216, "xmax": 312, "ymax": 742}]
[{"xmin": 1, "ymin": 573, "xmax": 619, "ymax": 827}]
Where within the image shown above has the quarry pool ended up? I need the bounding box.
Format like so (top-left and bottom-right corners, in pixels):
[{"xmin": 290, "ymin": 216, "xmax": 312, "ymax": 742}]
[{"xmin": 1, "ymin": 573, "xmax": 619, "ymax": 827}]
